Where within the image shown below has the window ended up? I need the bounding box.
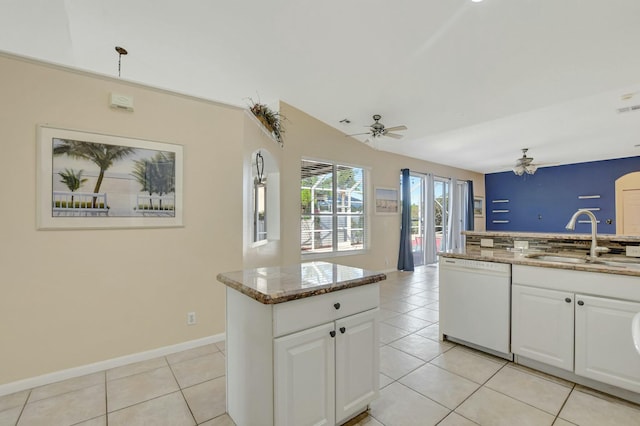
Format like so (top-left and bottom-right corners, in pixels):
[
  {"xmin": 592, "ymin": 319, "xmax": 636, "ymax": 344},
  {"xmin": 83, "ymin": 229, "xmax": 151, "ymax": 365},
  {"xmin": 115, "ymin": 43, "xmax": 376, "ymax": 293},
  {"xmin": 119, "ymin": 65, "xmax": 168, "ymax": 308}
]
[{"xmin": 301, "ymin": 160, "xmax": 366, "ymax": 254}]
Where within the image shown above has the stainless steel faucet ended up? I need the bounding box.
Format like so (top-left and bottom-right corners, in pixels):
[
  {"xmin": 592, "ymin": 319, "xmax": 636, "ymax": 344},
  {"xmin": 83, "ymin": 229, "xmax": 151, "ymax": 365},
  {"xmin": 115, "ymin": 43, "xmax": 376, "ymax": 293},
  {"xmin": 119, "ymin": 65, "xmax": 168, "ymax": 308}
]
[{"xmin": 565, "ymin": 209, "xmax": 609, "ymax": 259}]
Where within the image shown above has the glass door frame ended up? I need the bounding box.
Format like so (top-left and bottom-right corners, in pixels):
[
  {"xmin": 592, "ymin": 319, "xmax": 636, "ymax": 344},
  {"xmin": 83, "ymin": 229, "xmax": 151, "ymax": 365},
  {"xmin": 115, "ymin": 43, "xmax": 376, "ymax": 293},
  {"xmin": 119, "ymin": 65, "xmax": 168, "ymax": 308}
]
[
  {"xmin": 434, "ymin": 176, "xmax": 450, "ymax": 253},
  {"xmin": 409, "ymin": 173, "xmax": 426, "ymax": 266}
]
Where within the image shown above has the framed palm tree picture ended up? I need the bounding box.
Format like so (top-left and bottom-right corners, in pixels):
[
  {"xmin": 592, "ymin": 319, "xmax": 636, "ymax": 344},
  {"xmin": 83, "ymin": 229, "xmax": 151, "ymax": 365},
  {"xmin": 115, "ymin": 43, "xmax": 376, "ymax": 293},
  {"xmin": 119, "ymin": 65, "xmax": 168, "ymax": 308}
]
[{"xmin": 37, "ymin": 125, "xmax": 183, "ymax": 229}]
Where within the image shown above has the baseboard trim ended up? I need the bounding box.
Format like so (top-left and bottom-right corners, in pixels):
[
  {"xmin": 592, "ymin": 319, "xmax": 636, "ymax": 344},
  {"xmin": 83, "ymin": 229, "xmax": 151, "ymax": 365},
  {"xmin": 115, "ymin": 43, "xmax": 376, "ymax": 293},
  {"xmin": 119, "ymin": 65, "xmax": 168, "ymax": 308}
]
[{"xmin": 0, "ymin": 333, "xmax": 225, "ymax": 397}]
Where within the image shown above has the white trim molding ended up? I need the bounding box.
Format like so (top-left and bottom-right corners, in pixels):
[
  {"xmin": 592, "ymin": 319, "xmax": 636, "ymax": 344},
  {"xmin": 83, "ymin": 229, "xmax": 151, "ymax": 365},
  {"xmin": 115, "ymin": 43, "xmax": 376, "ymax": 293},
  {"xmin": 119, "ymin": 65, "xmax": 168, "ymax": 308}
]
[{"xmin": 0, "ymin": 333, "xmax": 225, "ymax": 397}]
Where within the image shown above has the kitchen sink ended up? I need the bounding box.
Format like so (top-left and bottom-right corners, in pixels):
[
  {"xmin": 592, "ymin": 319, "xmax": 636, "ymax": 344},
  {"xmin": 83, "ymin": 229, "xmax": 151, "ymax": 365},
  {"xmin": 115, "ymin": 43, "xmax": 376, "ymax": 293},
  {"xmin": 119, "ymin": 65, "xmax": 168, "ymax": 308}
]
[
  {"xmin": 525, "ymin": 254, "xmax": 588, "ymax": 264},
  {"xmin": 526, "ymin": 253, "xmax": 640, "ymax": 269}
]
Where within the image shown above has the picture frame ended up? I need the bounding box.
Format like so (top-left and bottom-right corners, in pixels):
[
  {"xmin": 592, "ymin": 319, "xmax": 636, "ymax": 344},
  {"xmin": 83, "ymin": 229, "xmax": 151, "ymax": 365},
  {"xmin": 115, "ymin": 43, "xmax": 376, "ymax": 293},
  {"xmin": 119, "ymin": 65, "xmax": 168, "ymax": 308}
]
[
  {"xmin": 474, "ymin": 196, "xmax": 484, "ymax": 218},
  {"xmin": 37, "ymin": 125, "xmax": 183, "ymax": 229},
  {"xmin": 375, "ymin": 187, "xmax": 399, "ymax": 215}
]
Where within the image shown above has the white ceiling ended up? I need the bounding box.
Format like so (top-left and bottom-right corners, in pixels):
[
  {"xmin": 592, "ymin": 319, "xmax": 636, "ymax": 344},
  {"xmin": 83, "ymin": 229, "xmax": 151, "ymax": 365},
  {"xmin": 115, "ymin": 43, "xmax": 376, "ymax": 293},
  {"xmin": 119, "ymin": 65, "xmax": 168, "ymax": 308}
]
[{"xmin": 2, "ymin": 0, "xmax": 640, "ymax": 173}]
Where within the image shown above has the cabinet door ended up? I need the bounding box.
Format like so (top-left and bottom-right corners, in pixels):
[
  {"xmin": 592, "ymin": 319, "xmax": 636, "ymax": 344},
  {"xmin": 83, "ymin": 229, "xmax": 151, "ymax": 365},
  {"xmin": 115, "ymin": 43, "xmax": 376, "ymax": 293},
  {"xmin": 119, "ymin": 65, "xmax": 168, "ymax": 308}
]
[
  {"xmin": 274, "ymin": 322, "xmax": 335, "ymax": 426},
  {"xmin": 575, "ymin": 294, "xmax": 640, "ymax": 393},
  {"xmin": 335, "ymin": 309, "xmax": 379, "ymax": 424},
  {"xmin": 511, "ymin": 285, "xmax": 574, "ymax": 371}
]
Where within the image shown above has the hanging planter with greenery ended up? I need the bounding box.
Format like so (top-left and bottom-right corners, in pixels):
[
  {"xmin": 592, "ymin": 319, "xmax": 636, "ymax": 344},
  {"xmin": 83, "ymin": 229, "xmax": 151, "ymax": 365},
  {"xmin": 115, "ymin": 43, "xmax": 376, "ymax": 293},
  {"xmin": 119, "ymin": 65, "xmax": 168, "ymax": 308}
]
[{"xmin": 248, "ymin": 99, "xmax": 286, "ymax": 145}]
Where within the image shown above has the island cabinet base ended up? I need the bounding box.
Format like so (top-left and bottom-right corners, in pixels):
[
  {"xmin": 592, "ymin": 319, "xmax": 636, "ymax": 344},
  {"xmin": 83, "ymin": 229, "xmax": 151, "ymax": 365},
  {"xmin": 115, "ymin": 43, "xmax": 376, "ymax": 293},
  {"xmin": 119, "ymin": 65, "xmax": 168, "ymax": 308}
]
[{"xmin": 226, "ymin": 283, "xmax": 380, "ymax": 426}]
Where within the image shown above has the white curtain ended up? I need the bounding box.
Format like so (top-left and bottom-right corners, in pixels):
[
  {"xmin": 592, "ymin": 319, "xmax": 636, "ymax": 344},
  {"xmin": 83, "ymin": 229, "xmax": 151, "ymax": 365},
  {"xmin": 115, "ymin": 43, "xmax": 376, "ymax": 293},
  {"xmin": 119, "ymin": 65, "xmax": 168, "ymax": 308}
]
[
  {"xmin": 447, "ymin": 178, "xmax": 463, "ymax": 252},
  {"xmin": 424, "ymin": 173, "xmax": 437, "ymax": 264}
]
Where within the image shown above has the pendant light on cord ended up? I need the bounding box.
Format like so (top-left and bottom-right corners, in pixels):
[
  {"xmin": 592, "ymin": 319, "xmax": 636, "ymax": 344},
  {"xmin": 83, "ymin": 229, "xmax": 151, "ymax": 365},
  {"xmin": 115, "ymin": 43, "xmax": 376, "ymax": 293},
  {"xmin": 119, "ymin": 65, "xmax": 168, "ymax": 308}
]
[{"xmin": 115, "ymin": 46, "xmax": 128, "ymax": 77}]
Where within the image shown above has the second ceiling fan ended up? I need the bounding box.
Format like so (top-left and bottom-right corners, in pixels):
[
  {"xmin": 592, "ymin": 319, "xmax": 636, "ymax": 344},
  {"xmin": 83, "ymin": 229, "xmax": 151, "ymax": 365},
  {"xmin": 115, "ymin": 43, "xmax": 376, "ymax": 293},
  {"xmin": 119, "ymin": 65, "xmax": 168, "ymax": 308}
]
[{"xmin": 348, "ymin": 114, "xmax": 407, "ymax": 139}]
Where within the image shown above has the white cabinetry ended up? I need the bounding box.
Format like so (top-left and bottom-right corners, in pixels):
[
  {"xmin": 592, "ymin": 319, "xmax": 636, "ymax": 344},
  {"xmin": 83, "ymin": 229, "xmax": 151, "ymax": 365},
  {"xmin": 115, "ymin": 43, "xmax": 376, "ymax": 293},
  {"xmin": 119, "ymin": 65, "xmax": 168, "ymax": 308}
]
[
  {"xmin": 512, "ymin": 265, "xmax": 640, "ymax": 395},
  {"xmin": 335, "ymin": 309, "xmax": 379, "ymax": 422},
  {"xmin": 227, "ymin": 283, "xmax": 379, "ymax": 426},
  {"xmin": 511, "ymin": 285, "xmax": 574, "ymax": 371},
  {"xmin": 274, "ymin": 322, "xmax": 335, "ymax": 426},
  {"xmin": 574, "ymin": 295, "xmax": 640, "ymax": 393}
]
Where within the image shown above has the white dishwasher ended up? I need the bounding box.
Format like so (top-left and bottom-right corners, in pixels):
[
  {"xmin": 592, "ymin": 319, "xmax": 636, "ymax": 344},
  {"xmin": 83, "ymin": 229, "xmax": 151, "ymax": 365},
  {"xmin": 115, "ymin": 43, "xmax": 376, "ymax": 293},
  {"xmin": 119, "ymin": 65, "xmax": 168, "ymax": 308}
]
[{"xmin": 439, "ymin": 257, "xmax": 512, "ymax": 360}]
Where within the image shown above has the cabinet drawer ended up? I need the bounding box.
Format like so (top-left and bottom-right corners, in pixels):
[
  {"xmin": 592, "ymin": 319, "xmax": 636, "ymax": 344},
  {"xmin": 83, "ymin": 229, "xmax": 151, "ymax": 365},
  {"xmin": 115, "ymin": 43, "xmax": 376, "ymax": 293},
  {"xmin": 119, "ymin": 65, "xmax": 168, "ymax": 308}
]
[{"xmin": 273, "ymin": 283, "xmax": 379, "ymax": 337}]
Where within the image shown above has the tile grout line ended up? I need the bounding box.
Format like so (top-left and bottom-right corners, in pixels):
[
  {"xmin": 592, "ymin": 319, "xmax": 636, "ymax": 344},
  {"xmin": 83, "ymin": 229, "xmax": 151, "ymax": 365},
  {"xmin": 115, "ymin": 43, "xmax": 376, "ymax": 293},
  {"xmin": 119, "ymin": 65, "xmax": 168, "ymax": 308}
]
[
  {"xmin": 384, "ymin": 337, "xmax": 456, "ymax": 366},
  {"xmin": 551, "ymin": 383, "xmax": 577, "ymax": 425},
  {"xmin": 104, "ymin": 371, "xmax": 108, "ymax": 426},
  {"xmin": 425, "ymin": 354, "xmax": 496, "ymax": 385},
  {"xmin": 105, "ymin": 357, "xmax": 201, "ymax": 420},
  {"xmin": 482, "ymin": 372, "xmax": 572, "ymax": 419},
  {"xmin": 12, "ymin": 388, "xmax": 31, "ymax": 426},
  {"xmin": 106, "ymin": 389, "xmax": 190, "ymax": 419},
  {"xmin": 387, "ymin": 380, "xmax": 452, "ymax": 424},
  {"xmin": 433, "ymin": 359, "xmax": 510, "ymax": 425},
  {"xmin": 165, "ymin": 355, "xmax": 199, "ymax": 426},
  {"xmin": 378, "ymin": 336, "xmax": 461, "ymax": 412}
]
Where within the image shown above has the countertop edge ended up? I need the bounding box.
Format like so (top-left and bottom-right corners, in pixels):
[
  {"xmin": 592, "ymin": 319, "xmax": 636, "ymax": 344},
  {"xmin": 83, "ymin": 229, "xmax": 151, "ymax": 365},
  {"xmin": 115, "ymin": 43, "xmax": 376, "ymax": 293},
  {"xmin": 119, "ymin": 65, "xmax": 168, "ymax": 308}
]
[
  {"xmin": 439, "ymin": 252, "xmax": 640, "ymax": 277},
  {"xmin": 462, "ymin": 231, "xmax": 640, "ymax": 243},
  {"xmin": 217, "ymin": 272, "xmax": 387, "ymax": 304}
]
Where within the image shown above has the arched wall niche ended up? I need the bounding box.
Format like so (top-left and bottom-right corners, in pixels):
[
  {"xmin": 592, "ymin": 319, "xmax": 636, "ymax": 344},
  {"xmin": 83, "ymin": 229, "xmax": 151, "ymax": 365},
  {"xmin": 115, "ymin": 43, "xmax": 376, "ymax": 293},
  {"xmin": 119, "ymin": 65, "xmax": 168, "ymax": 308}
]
[{"xmin": 615, "ymin": 171, "xmax": 640, "ymax": 235}]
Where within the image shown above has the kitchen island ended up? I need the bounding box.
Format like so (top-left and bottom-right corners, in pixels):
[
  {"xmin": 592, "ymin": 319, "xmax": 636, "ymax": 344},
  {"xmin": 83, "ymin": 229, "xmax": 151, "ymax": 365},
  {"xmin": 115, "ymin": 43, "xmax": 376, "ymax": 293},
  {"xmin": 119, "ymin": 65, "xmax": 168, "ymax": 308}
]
[{"xmin": 217, "ymin": 261, "xmax": 386, "ymax": 426}]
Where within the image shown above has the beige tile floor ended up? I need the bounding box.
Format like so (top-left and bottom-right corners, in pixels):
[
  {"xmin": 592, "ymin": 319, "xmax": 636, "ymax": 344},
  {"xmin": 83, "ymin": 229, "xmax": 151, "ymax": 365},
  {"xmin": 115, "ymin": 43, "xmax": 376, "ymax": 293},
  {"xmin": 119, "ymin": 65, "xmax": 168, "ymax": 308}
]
[{"xmin": 2, "ymin": 265, "xmax": 640, "ymax": 426}]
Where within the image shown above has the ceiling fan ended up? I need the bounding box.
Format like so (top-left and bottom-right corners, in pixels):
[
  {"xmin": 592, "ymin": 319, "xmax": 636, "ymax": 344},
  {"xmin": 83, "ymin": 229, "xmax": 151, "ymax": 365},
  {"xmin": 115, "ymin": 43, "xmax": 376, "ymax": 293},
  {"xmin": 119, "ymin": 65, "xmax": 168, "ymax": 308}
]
[
  {"xmin": 512, "ymin": 148, "xmax": 538, "ymax": 175},
  {"xmin": 347, "ymin": 114, "xmax": 407, "ymax": 139}
]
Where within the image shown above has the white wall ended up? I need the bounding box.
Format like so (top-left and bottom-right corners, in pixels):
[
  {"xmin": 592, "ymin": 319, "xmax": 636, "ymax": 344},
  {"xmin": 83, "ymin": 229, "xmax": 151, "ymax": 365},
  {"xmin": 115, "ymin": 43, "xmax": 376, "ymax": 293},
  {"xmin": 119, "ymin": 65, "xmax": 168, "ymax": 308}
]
[{"xmin": 0, "ymin": 54, "xmax": 243, "ymax": 384}]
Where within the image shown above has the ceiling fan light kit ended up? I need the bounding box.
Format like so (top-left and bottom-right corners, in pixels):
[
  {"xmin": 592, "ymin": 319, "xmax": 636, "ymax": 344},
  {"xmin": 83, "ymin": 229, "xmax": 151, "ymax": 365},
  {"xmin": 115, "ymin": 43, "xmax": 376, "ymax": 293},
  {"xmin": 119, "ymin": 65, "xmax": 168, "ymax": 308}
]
[
  {"xmin": 512, "ymin": 163, "xmax": 538, "ymax": 176},
  {"xmin": 512, "ymin": 148, "xmax": 538, "ymax": 176}
]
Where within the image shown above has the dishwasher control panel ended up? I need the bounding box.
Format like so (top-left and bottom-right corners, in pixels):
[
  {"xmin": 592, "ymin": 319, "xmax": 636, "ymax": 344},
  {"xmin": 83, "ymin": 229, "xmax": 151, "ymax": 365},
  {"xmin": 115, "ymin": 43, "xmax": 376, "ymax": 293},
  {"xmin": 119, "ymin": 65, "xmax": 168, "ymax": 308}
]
[{"xmin": 440, "ymin": 257, "xmax": 510, "ymax": 274}]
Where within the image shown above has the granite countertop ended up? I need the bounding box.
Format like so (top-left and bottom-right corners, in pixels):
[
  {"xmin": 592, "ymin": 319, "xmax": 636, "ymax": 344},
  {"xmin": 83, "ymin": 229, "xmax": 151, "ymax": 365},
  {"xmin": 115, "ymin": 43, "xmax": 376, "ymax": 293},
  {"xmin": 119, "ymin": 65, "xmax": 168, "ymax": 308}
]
[
  {"xmin": 216, "ymin": 261, "xmax": 387, "ymax": 304},
  {"xmin": 440, "ymin": 247, "xmax": 640, "ymax": 277},
  {"xmin": 462, "ymin": 231, "xmax": 640, "ymax": 243}
]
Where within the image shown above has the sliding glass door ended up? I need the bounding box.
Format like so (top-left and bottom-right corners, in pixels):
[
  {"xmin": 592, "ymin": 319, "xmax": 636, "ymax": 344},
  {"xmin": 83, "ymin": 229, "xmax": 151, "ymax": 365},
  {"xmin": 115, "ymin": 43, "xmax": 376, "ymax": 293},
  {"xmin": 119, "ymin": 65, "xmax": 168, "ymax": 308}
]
[
  {"xmin": 409, "ymin": 173, "xmax": 425, "ymax": 266},
  {"xmin": 434, "ymin": 177, "xmax": 450, "ymax": 253},
  {"xmin": 402, "ymin": 173, "xmax": 469, "ymax": 264}
]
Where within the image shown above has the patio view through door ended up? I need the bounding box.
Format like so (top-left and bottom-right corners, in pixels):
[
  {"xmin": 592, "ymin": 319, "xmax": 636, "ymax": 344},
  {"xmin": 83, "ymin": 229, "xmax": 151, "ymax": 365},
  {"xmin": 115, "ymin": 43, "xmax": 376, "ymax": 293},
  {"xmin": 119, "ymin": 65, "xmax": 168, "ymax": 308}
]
[
  {"xmin": 406, "ymin": 174, "xmax": 451, "ymax": 266},
  {"xmin": 409, "ymin": 174, "xmax": 425, "ymax": 266},
  {"xmin": 434, "ymin": 177, "xmax": 450, "ymax": 253}
]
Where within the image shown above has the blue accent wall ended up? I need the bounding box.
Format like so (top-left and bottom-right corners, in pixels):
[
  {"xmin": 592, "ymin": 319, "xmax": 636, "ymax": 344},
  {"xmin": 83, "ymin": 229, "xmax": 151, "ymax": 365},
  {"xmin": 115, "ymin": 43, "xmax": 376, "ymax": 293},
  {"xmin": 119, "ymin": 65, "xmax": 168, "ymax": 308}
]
[{"xmin": 485, "ymin": 156, "xmax": 640, "ymax": 234}]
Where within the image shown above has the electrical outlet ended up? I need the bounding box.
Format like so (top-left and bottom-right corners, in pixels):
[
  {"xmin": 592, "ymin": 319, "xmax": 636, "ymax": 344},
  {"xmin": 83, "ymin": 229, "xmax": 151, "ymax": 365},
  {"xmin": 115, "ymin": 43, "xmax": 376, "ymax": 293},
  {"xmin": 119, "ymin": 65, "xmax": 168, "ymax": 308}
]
[
  {"xmin": 480, "ymin": 238, "xmax": 494, "ymax": 248},
  {"xmin": 187, "ymin": 312, "xmax": 196, "ymax": 325},
  {"xmin": 626, "ymin": 246, "xmax": 640, "ymax": 257}
]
